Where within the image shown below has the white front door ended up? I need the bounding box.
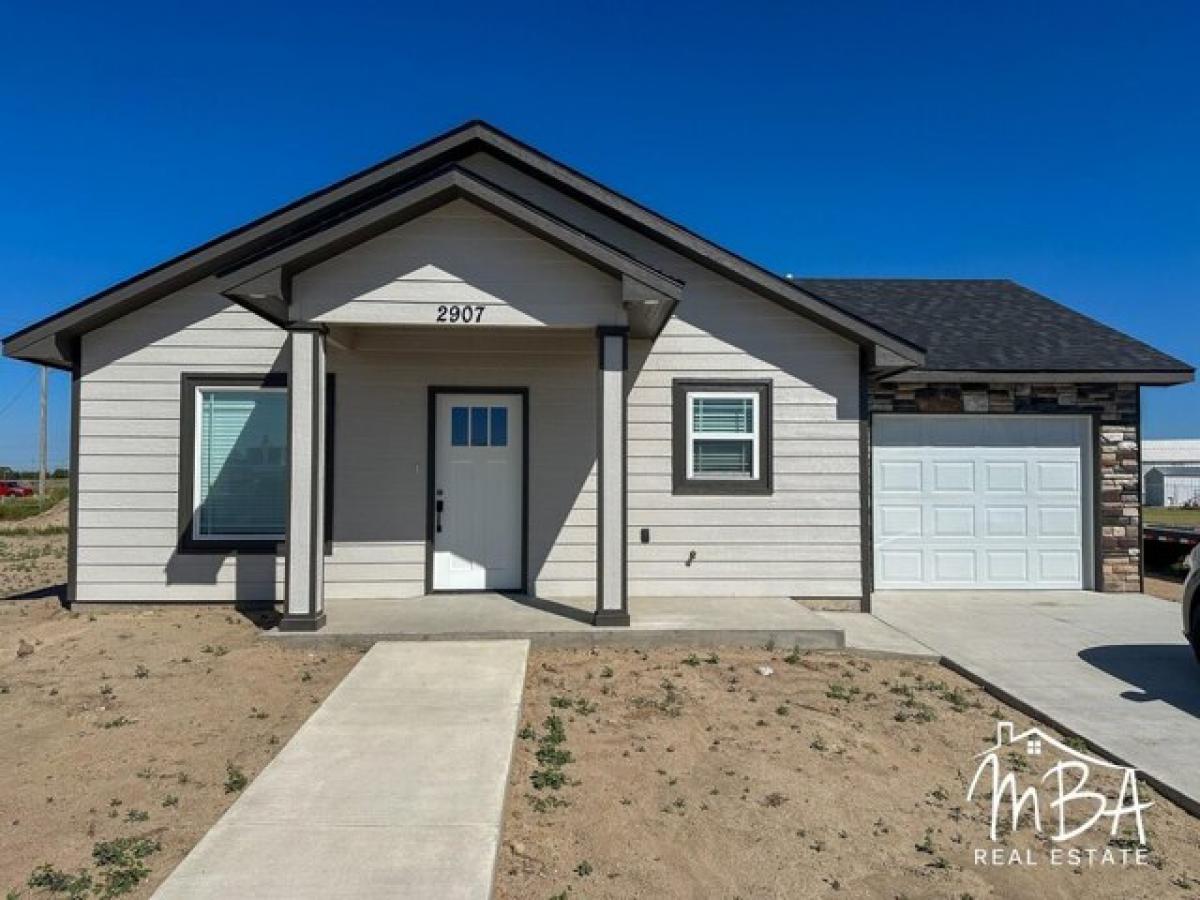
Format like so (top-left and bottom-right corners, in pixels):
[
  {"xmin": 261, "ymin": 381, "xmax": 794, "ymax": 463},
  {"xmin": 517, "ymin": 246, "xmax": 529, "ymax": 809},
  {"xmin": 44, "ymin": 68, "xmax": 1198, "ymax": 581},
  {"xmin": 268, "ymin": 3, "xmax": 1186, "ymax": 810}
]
[
  {"xmin": 873, "ymin": 415, "xmax": 1092, "ymax": 590},
  {"xmin": 432, "ymin": 392, "xmax": 524, "ymax": 591}
]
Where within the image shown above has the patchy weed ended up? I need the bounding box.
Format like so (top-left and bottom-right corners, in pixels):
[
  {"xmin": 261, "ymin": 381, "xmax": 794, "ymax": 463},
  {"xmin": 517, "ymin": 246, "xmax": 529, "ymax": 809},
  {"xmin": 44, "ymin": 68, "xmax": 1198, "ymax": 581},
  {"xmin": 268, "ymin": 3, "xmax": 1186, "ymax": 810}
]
[
  {"xmin": 529, "ymin": 713, "xmax": 574, "ymax": 799},
  {"xmin": 223, "ymin": 764, "xmax": 248, "ymax": 794},
  {"xmin": 26, "ymin": 865, "xmax": 91, "ymax": 898},
  {"xmin": 826, "ymin": 683, "xmax": 861, "ymax": 703}
]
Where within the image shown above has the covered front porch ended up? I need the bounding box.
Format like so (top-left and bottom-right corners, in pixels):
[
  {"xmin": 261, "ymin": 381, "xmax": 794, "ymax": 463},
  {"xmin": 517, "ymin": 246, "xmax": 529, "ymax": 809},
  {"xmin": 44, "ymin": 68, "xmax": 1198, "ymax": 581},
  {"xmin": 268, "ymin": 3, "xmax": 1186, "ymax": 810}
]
[
  {"xmin": 265, "ymin": 592, "xmax": 845, "ymax": 648},
  {"xmin": 212, "ymin": 169, "xmax": 685, "ymax": 631},
  {"xmin": 273, "ymin": 324, "xmax": 641, "ymax": 632}
]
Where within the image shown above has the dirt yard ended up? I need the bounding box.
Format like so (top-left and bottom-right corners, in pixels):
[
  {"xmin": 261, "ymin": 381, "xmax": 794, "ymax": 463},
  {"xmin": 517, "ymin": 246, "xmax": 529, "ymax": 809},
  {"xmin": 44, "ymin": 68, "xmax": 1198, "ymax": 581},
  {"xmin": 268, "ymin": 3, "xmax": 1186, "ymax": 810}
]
[
  {"xmin": 1145, "ymin": 574, "xmax": 1186, "ymax": 603},
  {"xmin": 0, "ymin": 500, "xmax": 68, "ymax": 600},
  {"xmin": 0, "ymin": 599, "xmax": 361, "ymax": 898},
  {"xmin": 5, "ymin": 513, "xmax": 1199, "ymax": 898},
  {"xmin": 498, "ymin": 647, "xmax": 1200, "ymax": 900}
]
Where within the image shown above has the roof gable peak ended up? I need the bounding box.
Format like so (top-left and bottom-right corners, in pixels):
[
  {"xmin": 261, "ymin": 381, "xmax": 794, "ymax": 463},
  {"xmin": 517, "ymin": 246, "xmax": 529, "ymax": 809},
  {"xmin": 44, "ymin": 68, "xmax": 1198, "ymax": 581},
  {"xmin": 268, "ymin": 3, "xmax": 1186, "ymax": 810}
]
[{"xmin": 3, "ymin": 120, "xmax": 925, "ymax": 367}]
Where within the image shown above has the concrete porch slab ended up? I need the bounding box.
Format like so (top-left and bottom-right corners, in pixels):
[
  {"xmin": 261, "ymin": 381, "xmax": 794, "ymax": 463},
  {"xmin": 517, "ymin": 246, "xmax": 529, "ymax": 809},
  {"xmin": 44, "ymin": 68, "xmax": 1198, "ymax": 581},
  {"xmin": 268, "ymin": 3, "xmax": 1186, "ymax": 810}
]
[
  {"xmin": 153, "ymin": 640, "xmax": 529, "ymax": 900},
  {"xmin": 264, "ymin": 593, "xmax": 844, "ymax": 649}
]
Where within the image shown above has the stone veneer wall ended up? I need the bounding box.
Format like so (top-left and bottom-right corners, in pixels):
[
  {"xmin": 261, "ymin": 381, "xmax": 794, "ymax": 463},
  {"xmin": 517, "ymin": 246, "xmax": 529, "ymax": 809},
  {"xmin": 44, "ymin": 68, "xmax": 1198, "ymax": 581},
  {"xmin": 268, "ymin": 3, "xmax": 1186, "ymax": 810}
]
[{"xmin": 868, "ymin": 382, "xmax": 1141, "ymax": 593}]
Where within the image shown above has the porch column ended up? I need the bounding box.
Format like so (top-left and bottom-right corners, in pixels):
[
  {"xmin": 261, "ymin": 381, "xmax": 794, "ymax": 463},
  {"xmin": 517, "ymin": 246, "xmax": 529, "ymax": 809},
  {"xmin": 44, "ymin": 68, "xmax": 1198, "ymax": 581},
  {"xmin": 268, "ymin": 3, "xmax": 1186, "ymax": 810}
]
[
  {"xmin": 595, "ymin": 326, "xmax": 630, "ymax": 626},
  {"xmin": 280, "ymin": 326, "xmax": 327, "ymax": 631}
]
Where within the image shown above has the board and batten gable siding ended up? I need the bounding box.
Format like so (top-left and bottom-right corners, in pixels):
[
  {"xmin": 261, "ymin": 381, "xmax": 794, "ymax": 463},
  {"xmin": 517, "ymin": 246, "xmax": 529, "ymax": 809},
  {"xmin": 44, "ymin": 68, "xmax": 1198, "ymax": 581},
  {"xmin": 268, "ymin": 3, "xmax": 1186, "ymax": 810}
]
[
  {"xmin": 459, "ymin": 153, "xmax": 864, "ymax": 600},
  {"xmin": 77, "ymin": 286, "xmax": 288, "ymax": 604},
  {"xmin": 293, "ymin": 198, "xmax": 626, "ymax": 329}
]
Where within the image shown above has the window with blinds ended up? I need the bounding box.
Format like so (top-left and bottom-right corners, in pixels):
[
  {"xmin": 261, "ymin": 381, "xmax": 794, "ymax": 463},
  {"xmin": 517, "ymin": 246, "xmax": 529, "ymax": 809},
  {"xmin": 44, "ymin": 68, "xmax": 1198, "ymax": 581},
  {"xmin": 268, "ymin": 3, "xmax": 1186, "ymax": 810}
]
[
  {"xmin": 688, "ymin": 393, "xmax": 758, "ymax": 479},
  {"xmin": 671, "ymin": 380, "xmax": 772, "ymax": 495},
  {"xmin": 195, "ymin": 388, "xmax": 288, "ymax": 539}
]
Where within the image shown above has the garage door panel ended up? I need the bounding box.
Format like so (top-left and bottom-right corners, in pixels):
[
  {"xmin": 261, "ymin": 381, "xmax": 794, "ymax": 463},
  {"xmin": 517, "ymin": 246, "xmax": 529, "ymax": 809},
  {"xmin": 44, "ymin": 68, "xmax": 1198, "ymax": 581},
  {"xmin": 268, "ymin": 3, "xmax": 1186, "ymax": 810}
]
[
  {"xmin": 1038, "ymin": 506, "xmax": 1080, "ymax": 537},
  {"xmin": 985, "ymin": 461, "xmax": 1027, "ymax": 492},
  {"xmin": 879, "ymin": 460, "xmax": 922, "ymax": 492},
  {"xmin": 879, "ymin": 505, "xmax": 921, "ymax": 538},
  {"xmin": 932, "ymin": 505, "xmax": 974, "ymax": 537},
  {"xmin": 874, "ymin": 415, "xmax": 1090, "ymax": 590},
  {"xmin": 879, "ymin": 550, "xmax": 923, "ymax": 583},
  {"xmin": 1038, "ymin": 550, "xmax": 1082, "ymax": 583},
  {"xmin": 1037, "ymin": 461, "xmax": 1079, "ymax": 492},
  {"xmin": 932, "ymin": 461, "xmax": 974, "ymax": 492},
  {"xmin": 986, "ymin": 550, "xmax": 1029, "ymax": 582},
  {"xmin": 931, "ymin": 550, "xmax": 976, "ymax": 583},
  {"xmin": 985, "ymin": 506, "xmax": 1028, "ymax": 537}
]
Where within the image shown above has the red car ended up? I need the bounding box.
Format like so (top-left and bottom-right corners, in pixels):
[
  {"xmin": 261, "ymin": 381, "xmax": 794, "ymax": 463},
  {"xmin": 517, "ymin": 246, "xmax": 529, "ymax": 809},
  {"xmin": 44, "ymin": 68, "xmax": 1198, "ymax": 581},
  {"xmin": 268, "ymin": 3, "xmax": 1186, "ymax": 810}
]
[{"xmin": 0, "ymin": 481, "xmax": 34, "ymax": 498}]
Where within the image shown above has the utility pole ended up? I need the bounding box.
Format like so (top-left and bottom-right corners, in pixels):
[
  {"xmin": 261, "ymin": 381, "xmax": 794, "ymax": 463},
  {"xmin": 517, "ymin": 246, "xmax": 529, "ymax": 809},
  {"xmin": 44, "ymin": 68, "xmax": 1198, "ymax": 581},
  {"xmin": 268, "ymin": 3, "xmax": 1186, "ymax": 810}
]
[{"xmin": 38, "ymin": 365, "xmax": 47, "ymax": 498}]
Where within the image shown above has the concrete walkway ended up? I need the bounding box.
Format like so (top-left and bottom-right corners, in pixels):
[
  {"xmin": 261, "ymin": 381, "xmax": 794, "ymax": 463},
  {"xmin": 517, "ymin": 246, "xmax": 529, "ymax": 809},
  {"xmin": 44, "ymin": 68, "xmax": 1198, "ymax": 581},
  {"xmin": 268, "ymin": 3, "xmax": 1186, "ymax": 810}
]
[
  {"xmin": 874, "ymin": 591, "xmax": 1200, "ymax": 814},
  {"xmin": 153, "ymin": 641, "xmax": 529, "ymax": 900},
  {"xmin": 818, "ymin": 610, "xmax": 937, "ymax": 658}
]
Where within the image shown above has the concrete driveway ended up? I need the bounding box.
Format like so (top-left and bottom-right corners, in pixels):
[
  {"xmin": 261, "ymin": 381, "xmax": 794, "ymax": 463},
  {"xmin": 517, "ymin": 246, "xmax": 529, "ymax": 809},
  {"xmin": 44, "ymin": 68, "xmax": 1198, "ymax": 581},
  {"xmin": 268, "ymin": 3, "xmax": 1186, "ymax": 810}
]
[{"xmin": 873, "ymin": 590, "xmax": 1200, "ymax": 814}]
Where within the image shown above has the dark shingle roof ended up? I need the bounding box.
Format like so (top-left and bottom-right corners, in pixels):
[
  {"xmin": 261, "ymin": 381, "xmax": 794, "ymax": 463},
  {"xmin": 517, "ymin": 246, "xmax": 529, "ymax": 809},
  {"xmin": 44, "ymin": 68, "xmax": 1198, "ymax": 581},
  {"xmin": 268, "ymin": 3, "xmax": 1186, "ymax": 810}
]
[{"xmin": 794, "ymin": 278, "xmax": 1193, "ymax": 374}]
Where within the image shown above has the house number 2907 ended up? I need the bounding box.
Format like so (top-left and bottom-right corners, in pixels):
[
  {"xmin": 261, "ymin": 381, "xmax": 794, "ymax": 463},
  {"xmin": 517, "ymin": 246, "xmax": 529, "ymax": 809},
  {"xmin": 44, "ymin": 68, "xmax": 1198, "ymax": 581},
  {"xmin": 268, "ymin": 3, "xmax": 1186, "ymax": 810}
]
[{"xmin": 436, "ymin": 304, "xmax": 485, "ymax": 323}]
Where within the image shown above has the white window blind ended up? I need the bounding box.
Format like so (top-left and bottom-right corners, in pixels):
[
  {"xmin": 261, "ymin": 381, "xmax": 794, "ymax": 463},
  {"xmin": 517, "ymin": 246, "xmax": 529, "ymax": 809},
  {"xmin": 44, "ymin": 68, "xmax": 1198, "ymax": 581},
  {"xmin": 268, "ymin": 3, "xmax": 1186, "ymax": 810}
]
[
  {"xmin": 693, "ymin": 396, "xmax": 754, "ymax": 434},
  {"xmin": 688, "ymin": 393, "xmax": 758, "ymax": 478},
  {"xmin": 196, "ymin": 388, "xmax": 287, "ymax": 539}
]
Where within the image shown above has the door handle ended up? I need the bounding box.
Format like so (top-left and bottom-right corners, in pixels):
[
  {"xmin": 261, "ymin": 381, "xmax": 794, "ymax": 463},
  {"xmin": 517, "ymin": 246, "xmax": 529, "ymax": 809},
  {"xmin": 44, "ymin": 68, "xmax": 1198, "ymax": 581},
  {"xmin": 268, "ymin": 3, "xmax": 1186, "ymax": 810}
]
[{"xmin": 436, "ymin": 499, "xmax": 444, "ymax": 533}]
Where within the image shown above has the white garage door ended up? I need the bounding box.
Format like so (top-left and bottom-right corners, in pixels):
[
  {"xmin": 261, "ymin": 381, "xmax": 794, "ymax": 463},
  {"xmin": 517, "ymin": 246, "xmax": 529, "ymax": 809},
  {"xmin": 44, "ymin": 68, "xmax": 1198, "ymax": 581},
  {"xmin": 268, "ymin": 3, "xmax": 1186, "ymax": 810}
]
[{"xmin": 873, "ymin": 415, "xmax": 1092, "ymax": 590}]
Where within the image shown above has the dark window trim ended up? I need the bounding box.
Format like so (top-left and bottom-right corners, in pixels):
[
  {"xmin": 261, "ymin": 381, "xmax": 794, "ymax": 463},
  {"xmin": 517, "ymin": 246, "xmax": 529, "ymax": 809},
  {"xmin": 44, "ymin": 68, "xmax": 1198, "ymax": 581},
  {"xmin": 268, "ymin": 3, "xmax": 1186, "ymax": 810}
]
[
  {"xmin": 177, "ymin": 372, "xmax": 336, "ymax": 555},
  {"xmin": 671, "ymin": 378, "xmax": 773, "ymax": 496}
]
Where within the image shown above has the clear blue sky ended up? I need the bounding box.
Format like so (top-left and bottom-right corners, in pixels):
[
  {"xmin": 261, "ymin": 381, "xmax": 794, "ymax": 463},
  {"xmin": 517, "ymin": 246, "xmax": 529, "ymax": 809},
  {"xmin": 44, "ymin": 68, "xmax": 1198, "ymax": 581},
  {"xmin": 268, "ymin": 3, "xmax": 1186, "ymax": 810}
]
[{"xmin": 1, "ymin": 1, "xmax": 1197, "ymax": 468}]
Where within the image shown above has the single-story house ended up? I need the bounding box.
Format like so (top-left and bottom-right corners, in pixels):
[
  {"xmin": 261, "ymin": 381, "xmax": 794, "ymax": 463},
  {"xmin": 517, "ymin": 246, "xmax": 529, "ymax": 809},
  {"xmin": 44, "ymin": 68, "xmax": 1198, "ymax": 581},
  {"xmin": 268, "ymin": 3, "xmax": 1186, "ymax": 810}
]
[{"xmin": 3, "ymin": 121, "xmax": 1193, "ymax": 630}]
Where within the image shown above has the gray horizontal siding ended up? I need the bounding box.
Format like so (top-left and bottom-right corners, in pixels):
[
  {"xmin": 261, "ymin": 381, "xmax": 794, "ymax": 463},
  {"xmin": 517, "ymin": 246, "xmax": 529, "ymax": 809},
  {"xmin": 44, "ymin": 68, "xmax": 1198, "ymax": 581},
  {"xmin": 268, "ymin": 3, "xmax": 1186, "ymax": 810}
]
[
  {"xmin": 458, "ymin": 152, "xmax": 864, "ymax": 599},
  {"xmin": 72, "ymin": 163, "xmax": 867, "ymax": 606},
  {"xmin": 623, "ymin": 317, "xmax": 861, "ymax": 597},
  {"xmin": 76, "ymin": 287, "xmax": 287, "ymax": 605}
]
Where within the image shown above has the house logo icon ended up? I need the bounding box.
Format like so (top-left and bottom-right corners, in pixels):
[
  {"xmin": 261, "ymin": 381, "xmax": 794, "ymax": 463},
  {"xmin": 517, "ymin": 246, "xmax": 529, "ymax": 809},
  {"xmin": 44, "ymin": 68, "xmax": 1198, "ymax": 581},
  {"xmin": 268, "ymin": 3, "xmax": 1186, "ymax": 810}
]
[{"xmin": 967, "ymin": 722, "xmax": 1152, "ymax": 848}]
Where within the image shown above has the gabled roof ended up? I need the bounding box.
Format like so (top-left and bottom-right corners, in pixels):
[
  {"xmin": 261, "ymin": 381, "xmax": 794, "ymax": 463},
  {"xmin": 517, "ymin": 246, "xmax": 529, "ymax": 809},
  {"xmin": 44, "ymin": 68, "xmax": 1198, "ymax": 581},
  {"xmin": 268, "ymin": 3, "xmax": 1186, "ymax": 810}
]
[
  {"xmin": 2, "ymin": 120, "xmax": 925, "ymax": 369},
  {"xmin": 796, "ymin": 278, "xmax": 1194, "ymax": 383},
  {"xmin": 216, "ymin": 165, "xmax": 684, "ymax": 338}
]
